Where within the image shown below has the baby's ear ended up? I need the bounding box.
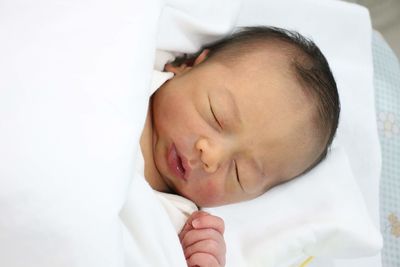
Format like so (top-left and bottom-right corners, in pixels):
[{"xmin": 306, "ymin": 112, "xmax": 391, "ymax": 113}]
[
  {"xmin": 164, "ymin": 49, "xmax": 210, "ymax": 75},
  {"xmin": 164, "ymin": 63, "xmax": 189, "ymax": 75}
]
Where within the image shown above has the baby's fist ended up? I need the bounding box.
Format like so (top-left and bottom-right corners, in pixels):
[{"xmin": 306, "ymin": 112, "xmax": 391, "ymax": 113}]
[{"xmin": 179, "ymin": 211, "xmax": 226, "ymax": 267}]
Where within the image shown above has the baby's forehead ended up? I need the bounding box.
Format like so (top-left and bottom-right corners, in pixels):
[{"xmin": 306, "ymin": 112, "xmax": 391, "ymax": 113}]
[
  {"xmin": 206, "ymin": 60, "xmax": 312, "ymax": 125},
  {"xmin": 211, "ymin": 51, "xmax": 297, "ymax": 93}
]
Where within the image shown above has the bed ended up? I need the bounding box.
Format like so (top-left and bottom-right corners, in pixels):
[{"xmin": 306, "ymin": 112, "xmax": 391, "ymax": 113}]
[{"xmin": 0, "ymin": 0, "xmax": 396, "ymax": 266}]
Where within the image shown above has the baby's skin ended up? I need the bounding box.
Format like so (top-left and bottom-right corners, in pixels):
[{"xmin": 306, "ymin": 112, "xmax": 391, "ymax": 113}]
[{"xmin": 179, "ymin": 211, "xmax": 226, "ymax": 267}]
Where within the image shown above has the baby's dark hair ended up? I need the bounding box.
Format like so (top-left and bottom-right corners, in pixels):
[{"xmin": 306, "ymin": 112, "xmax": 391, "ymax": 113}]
[{"xmin": 171, "ymin": 26, "xmax": 340, "ymax": 176}]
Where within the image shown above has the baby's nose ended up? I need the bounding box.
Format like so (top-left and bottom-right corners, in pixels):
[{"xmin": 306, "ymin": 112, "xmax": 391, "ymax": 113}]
[{"xmin": 195, "ymin": 138, "xmax": 229, "ymax": 174}]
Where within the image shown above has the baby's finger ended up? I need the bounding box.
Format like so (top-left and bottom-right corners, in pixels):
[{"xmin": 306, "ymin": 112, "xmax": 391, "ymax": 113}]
[
  {"xmin": 191, "ymin": 214, "xmax": 225, "ymax": 235},
  {"xmin": 179, "ymin": 221, "xmax": 193, "ymax": 241},
  {"xmin": 184, "ymin": 239, "xmax": 226, "ymax": 266},
  {"xmin": 179, "ymin": 211, "xmax": 209, "ymax": 241},
  {"xmin": 187, "ymin": 252, "xmax": 221, "ymax": 267},
  {"xmin": 181, "ymin": 228, "xmax": 224, "ymax": 250},
  {"xmin": 189, "ymin": 211, "xmax": 209, "ymax": 221}
]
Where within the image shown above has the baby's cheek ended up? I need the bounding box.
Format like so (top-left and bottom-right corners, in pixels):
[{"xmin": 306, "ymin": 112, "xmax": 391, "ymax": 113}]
[{"xmin": 198, "ymin": 180, "xmax": 225, "ymax": 205}]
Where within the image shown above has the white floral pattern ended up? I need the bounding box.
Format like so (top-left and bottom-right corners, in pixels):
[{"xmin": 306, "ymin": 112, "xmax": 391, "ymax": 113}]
[{"xmin": 378, "ymin": 111, "xmax": 400, "ymax": 138}]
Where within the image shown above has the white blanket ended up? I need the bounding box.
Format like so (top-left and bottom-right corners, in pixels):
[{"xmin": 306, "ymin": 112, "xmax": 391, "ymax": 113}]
[
  {"xmin": 0, "ymin": 0, "xmax": 381, "ymax": 266},
  {"xmin": 0, "ymin": 0, "xmax": 172, "ymax": 266}
]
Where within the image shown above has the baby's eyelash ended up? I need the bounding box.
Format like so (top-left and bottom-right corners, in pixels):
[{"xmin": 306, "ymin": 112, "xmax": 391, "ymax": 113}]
[
  {"xmin": 235, "ymin": 160, "xmax": 244, "ymax": 191},
  {"xmin": 208, "ymin": 96, "xmax": 222, "ymax": 128}
]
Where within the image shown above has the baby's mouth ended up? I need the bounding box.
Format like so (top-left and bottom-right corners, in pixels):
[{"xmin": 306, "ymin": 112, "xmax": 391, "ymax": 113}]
[
  {"xmin": 177, "ymin": 155, "xmax": 185, "ymax": 174},
  {"xmin": 167, "ymin": 143, "xmax": 188, "ymax": 181}
]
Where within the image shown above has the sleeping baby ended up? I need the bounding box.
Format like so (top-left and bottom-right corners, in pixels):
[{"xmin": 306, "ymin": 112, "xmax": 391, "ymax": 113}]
[{"xmin": 138, "ymin": 26, "xmax": 340, "ymax": 267}]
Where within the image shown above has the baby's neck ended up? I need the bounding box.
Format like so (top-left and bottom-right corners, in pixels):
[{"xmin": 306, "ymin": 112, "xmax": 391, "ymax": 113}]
[{"xmin": 139, "ymin": 97, "xmax": 169, "ymax": 192}]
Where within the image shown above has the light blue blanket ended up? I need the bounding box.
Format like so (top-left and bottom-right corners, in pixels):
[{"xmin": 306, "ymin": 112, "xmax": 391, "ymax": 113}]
[{"xmin": 373, "ymin": 31, "xmax": 400, "ymax": 267}]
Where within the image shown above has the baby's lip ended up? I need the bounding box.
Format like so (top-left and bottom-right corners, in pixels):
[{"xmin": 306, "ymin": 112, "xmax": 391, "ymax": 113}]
[
  {"xmin": 175, "ymin": 145, "xmax": 192, "ymax": 180},
  {"xmin": 167, "ymin": 142, "xmax": 192, "ymax": 181}
]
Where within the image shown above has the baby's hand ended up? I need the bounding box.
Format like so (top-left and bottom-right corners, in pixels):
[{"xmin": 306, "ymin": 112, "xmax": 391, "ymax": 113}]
[{"xmin": 179, "ymin": 211, "xmax": 226, "ymax": 267}]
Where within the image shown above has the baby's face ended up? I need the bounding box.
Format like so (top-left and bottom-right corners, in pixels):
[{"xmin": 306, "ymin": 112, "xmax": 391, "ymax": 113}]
[{"xmin": 151, "ymin": 49, "xmax": 323, "ymax": 207}]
